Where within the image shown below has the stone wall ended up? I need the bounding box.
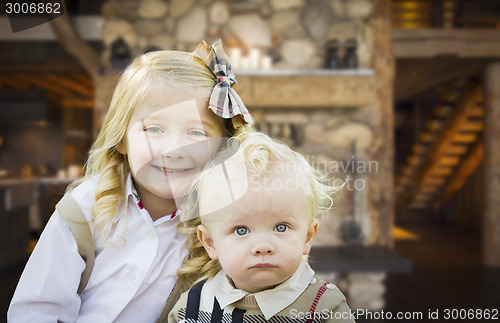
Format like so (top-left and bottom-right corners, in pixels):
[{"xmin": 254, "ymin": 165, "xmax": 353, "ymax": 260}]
[{"xmin": 100, "ymin": 0, "xmax": 374, "ymax": 70}]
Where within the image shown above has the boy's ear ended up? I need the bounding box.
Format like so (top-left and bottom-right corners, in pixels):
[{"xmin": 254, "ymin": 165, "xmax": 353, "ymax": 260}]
[
  {"xmin": 197, "ymin": 224, "xmax": 218, "ymax": 260},
  {"xmin": 303, "ymin": 218, "xmax": 319, "ymax": 255}
]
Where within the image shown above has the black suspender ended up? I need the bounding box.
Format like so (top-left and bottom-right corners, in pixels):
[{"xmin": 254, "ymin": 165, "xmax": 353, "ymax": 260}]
[
  {"xmin": 231, "ymin": 308, "xmax": 245, "ymax": 323},
  {"xmin": 185, "ymin": 280, "xmax": 206, "ymax": 320},
  {"xmin": 211, "ymin": 297, "xmax": 224, "ymax": 322},
  {"xmin": 184, "ymin": 279, "xmax": 246, "ymax": 323}
]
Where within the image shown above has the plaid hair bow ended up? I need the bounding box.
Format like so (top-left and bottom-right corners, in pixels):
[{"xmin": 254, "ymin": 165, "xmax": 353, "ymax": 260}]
[{"xmin": 195, "ymin": 39, "xmax": 254, "ymax": 128}]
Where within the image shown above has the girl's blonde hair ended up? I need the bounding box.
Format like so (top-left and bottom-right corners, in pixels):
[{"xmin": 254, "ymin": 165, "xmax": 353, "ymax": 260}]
[
  {"xmin": 68, "ymin": 49, "xmax": 249, "ymax": 234},
  {"xmin": 177, "ymin": 131, "xmax": 342, "ymax": 285}
]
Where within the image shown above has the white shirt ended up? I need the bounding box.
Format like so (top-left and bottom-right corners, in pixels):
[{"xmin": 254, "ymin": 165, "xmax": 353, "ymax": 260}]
[
  {"xmin": 213, "ymin": 260, "xmax": 315, "ymax": 320},
  {"xmin": 8, "ymin": 175, "xmax": 188, "ymax": 323}
]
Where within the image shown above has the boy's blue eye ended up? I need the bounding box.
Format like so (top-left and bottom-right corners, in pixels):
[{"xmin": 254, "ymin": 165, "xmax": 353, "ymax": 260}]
[
  {"xmin": 234, "ymin": 227, "xmax": 249, "ymax": 236},
  {"xmin": 274, "ymin": 224, "xmax": 289, "ymax": 233}
]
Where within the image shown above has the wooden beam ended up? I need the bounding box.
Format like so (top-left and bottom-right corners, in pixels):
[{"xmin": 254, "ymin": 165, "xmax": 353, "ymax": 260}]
[
  {"xmin": 69, "ymin": 74, "xmax": 93, "ymax": 89},
  {"xmin": 432, "ymin": 139, "xmax": 484, "ymax": 211},
  {"xmin": 62, "ymin": 96, "xmax": 94, "ymax": 109},
  {"xmin": 370, "ymin": 0, "xmax": 395, "ymax": 246},
  {"xmin": 0, "ymin": 75, "xmax": 31, "ymax": 90},
  {"xmin": 42, "ymin": 74, "xmax": 93, "ymax": 97},
  {"xmin": 48, "ymin": 13, "xmax": 101, "ymax": 78},
  {"xmin": 396, "ymin": 84, "xmax": 483, "ymax": 214},
  {"xmin": 393, "ymin": 29, "xmax": 500, "ymax": 58},
  {"xmin": 13, "ymin": 74, "xmax": 73, "ymax": 96},
  {"xmin": 395, "ymin": 57, "xmax": 484, "ymax": 101},
  {"xmin": 0, "ymin": 60, "xmax": 86, "ymax": 73}
]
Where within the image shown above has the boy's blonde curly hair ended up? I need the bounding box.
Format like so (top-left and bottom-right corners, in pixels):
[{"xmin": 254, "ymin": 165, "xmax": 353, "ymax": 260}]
[{"xmin": 177, "ymin": 131, "xmax": 343, "ymax": 286}]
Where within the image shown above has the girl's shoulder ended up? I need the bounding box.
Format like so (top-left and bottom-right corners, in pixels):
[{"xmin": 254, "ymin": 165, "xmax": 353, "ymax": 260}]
[{"xmin": 66, "ymin": 175, "xmax": 100, "ymax": 219}]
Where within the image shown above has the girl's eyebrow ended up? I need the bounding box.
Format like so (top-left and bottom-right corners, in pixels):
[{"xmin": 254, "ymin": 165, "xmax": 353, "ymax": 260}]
[{"xmin": 201, "ymin": 120, "xmax": 219, "ymax": 134}]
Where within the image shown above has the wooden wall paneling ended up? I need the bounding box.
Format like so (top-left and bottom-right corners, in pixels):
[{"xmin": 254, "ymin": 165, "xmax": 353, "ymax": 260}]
[{"xmin": 483, "ymin": 62, "xmax": 500, "ymax": 266}]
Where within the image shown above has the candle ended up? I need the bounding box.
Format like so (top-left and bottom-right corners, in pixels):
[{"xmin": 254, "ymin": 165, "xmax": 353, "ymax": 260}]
[
  {"xmin": 261, "ymin": 55, "xmax": 272, "ymax": 69},
  {"xmin": 249, "ymin": 48, "xmax": 260, "ymax": 69},
  {"xmin": 230, "ymin": 48, "xmax": 241, "ymax": 69},
  {"xmin": 240, "ymin": 56, "xmax": 250, "ymax": 70}
]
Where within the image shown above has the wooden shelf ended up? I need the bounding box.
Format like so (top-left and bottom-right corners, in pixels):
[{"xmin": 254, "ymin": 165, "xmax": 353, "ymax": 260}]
[
  {"xmin": 309, "ymin": 245, "xmax": 413, "ymax": 273},
  {"xmin": 235, "ymin": 69, "xmax": 376, "ymax": 108}
]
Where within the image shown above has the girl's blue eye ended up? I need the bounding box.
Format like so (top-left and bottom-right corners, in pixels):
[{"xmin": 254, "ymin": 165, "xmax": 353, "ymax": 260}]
[
  {"xmin": 274, "ymin": 224, "xmax": 289, "ymax": 233},
  {"xmin": 234, "ymin": 227, "xmax": 249, "ymax": 236},
  {"xmin": 187, "ymin": 129, "xmax": 208, "ymax": 137},
  {"xmin": 144, "ymin": 125, "xmax": 163, "ymax": 133}
]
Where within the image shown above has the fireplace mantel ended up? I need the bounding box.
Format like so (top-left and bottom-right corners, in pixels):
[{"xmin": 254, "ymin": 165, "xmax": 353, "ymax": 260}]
[{"xmin": 235, "ymin": 69, "xmax": 375, "ymax": 108}]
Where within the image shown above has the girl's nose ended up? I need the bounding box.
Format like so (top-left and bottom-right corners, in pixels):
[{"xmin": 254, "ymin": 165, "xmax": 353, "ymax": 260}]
[
  {"xmin": 160, "ymin": 136, "xmax": 187, "ymax": 159},
  {"xmin": 252, "ymin": 238, "xmax": 275, "ymax": 255},
  {"xmin": 162, "ymin": 146, "xmax": 186, "ymax": 159}
]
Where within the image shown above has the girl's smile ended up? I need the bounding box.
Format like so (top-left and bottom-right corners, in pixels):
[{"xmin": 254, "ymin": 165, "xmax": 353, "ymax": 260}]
[
  {"xmin": 118, "ymin": 84, "xmax": 224, "ymax": 219},
  {"xmin": 151, "ymin": 165, "xmax": 195, "ymax": 176}
]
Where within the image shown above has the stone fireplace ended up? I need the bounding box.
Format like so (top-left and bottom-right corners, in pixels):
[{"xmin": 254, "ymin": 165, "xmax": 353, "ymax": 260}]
[{"xmin": 94, "ymin": 0, "xmax": 399, "ymax": 312}]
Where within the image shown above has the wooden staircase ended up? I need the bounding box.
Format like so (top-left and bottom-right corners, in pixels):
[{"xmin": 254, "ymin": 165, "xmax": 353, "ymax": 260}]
[{"xmin": 395, "ymin": 83, "xmax": 484, "ymax": 214}]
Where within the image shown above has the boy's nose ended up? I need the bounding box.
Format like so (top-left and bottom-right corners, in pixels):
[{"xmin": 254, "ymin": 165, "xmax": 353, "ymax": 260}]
[{"xmin": 252, "ymin": 238, "xmax": 275, "ymax": 255}]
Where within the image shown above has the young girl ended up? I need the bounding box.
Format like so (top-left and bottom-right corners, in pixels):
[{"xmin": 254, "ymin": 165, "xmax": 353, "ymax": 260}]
[
  {"xmin": 164, "ymin": 132, "xmax": 354, "ymax": 322},
  {"xmin": 8, "ymin": 40, "xmax": 252, "ymax": 323}
]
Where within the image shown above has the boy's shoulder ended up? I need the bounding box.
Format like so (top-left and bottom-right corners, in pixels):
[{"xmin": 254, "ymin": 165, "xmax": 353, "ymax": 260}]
[{"xmin": 282, "ymin": 276, "xmax": 347, "ymax": 313}]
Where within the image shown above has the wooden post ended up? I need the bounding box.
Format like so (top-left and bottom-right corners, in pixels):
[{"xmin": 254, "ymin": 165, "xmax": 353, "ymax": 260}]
[
  {"xmin": 483, "ymin": 63, "xmax": 500, "ymax": 267},
  {"xmin": 370, "ymin": 0, "xmax": 395, "ymax": 246}
]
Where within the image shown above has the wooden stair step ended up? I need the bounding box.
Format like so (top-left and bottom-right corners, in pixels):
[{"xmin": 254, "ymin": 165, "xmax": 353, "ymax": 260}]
[
  {"xmin": 433, "ymin": 105, "xmax": 453, "ymax": 118},
  {"xmin": 430, "ymin": 166, "xmax": 453, "ymax": 176},
  {"xmin": 438, "ymin": 156, "xmax": 461, "ymax": 167},
  {"xmin": 426, "ymin": 120, "xmax": 443, "ymax": 131},
  {"xmin": 445, "ymin": 144, "xmax": 469, "ymax": 155},
  {"xmin": 422, "ymin": 176, "xmax": 446, "ymax": 186},
  {"xmin": 467, "ymin": 105, "xmax": 483, "ymax": 117},
  {"xmin": 419, "ymin": 132, "xmax": 435, "ymax": 143},
  {"xmin": 419, "ymin": 185, "xmax": 440, "ymax": 194},
  {"xmin": 407, "ymin": 155, "xmax": 422, "ymax": 166},
  {"xmin": 460, "ymin": 120, "xmax": 483, "ymax": 132},
  {"xmin": 453, "ymin": 132, "xmax": 478, "ymax": 143}
]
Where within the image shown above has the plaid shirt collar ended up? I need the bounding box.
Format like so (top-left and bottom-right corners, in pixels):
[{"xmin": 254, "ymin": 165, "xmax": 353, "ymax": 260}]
[{"xmin": 214, "ymin": 260, "xmax": 314, "ymax": 320}]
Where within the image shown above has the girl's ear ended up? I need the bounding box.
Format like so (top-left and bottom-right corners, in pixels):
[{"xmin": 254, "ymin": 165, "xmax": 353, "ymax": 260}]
[
  {"xmin": 303, "ymin": 218, "xmax": 319, "ymax": 255},
  {"xmin": 116, "ymin": 140, "xmax": 127, "ymax": 155},
  {"xmin": 197, "ymin": 224, "xmax": 218, "ymax": 260}
]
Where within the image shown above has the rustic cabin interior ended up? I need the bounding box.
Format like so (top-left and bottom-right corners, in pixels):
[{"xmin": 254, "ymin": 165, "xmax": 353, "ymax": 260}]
[{"xmin": 1, "ymin": 0, "xmax": 500, "ymax": 321}]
